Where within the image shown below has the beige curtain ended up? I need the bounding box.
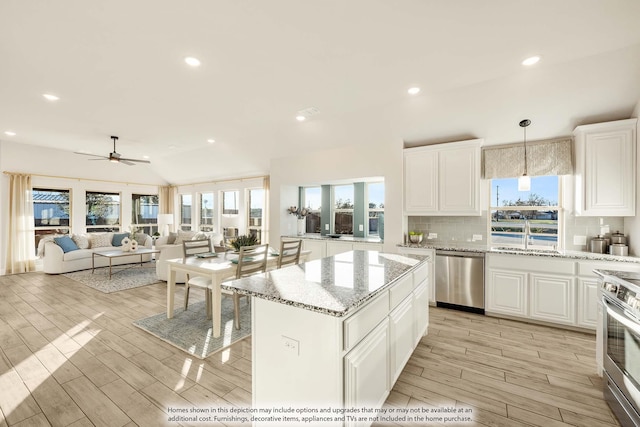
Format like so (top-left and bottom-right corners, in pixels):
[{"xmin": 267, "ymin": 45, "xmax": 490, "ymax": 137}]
[
  {"xmin": 158, "ymin": 185, "xmax": 174, "ymax": 214},
  {"xmin": 263, "ymin": 176, "xmax": 270, "ymax": 245},
  {"xmin": 5, "ymin": 173, "xmax": 36, "ymax": 274},
  {"xmin": 483, "ymin": 137, "xmax": 573, "ymax": 179}
]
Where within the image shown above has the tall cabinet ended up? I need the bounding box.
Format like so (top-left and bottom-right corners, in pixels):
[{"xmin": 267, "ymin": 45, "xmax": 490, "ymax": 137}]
[
  {"xmin": 404, "ymin": 139, "xmax": 482, "ymax": 216},
  {"xmin": 574, "ymin": 119, "xmax": 637, "ymax": 216}
]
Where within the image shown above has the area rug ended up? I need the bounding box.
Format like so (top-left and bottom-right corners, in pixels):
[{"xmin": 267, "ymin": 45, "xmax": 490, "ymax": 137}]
[
  {"xmin": 63, "ymin": 267, "xmax": 161, "ymax": 293},
  {"xmin": 132, "ymin": 299, "xmax": 251, "ymax": 359}
]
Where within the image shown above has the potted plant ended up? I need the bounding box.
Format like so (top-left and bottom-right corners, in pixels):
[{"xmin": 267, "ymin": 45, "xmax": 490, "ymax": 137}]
[{"xmin": 230, "ymin": 234, "xmax": 258, "ymax": 251}]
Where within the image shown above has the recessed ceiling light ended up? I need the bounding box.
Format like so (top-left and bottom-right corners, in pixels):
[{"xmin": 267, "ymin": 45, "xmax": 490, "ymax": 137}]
[
  {"xmin": 296, "ymin": 115, "xmax": 306, "ymax": 122},
  {"xmin": 142, "ymin": 155, "xmax": 150, "ymax": 159},
  {"xmin": 184, "ymin": 57, "xmax": 201, "ymax": 67},
  {"xmin": 522, "ymin": 56, "xmax": 541, "ymax": 66},
  {"xmin": 42, "ymin": 93, "xmax": 59, "ymax": 101},
  {"xmin": 4, "ymin": 131, "xmax": 16, "ymax": 136},
  {"xmin": 207, "ymin": 139, "xmax": 215, "ymax": 144},
  {"xmin": 408, "ymin": 87, "xmax": 421, "ymax": 95},
  {"xmin": 168, "ymin": 144, "xmax": 177, "ymax": 149}
]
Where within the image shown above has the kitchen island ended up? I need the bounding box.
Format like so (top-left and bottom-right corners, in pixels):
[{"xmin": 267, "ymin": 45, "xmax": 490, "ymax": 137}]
[{"xmin": 224, "ymin": 250, "xmax": 429, "ymax": 427}]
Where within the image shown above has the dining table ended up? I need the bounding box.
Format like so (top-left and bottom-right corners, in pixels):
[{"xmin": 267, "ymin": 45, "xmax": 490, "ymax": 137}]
[{"xmin": 165, "ymin": 249, "xmax": 310, "ymax": 338}]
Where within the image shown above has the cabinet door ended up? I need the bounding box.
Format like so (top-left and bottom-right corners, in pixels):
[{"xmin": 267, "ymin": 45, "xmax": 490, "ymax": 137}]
[
  {"xmin": 326, "ymin": 241, "xmax": 353, "ymax": 256},
  {"xmin": 438, "ymin": 144, "xmax": 480, "ymax": 215},
  {"xmin": 389, "ymin": 296, "xmax": 415, "ymax": 384},
  {"xmin": 302, "ymin": 239, "xmax": 326, "ymax": 261},
  {"xmin": 344, "ymin": 319, "xmax": 390, "ymax": 419},
  {"xmin": 575, "ymin": 119, "xmax": 636, "ymax": 216},
  {"xmin": 404, "ymin": 148, "xmax": 437, "ymax": 213},
  {"xmin": 486, "ymin": 269, "xmax": 527, "ymax": 317},
  {"xmin": 577, "ymin": 278, "xmax": 599, "ymax": 329},
  {"xmin": 413, "ymin": 281, "xmax": 429, "ymax": 343},
  {"xmin": 530, "ymin": 274, "xmax": 575, "ymax": 325}
]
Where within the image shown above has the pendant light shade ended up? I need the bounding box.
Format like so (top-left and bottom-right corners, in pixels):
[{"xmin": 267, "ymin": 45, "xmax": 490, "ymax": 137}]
[{"xmin": 518, "ymin": 119, "xmax": 531, "ymax": 191}]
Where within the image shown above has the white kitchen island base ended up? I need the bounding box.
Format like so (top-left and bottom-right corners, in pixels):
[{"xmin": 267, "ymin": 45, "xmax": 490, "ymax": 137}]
[{"xmin": 226, "ymin": 251, "xmax": 430, "ymax": 427}]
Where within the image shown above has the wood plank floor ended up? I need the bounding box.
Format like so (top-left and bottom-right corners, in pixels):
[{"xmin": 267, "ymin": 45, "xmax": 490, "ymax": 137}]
[{"xmin": 0, "ymin": 272, "xmax": 620, "ymax": 426}]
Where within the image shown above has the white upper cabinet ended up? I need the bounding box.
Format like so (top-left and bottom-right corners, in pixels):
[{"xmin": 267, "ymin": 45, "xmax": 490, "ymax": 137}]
[
  {"xmin": 404, "ymin": 139, "xmax": 482, "ymax": 216},
  {"xmin": 574, "ymin": 119, "xmax": 637, "ymax": 216}
]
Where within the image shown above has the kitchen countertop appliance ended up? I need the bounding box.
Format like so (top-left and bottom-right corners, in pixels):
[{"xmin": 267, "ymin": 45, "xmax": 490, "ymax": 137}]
[
  {"xmin": 435, "ymin": 250, "xmax": 485, "ymax": 314},
  {"xmin": 596, "ymin": 270, "xmax": 640, "ymax": 426}
]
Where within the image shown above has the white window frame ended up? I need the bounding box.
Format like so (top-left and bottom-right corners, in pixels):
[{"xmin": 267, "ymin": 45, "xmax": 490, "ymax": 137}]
[
  {"xmin": 302, "ymin": 186, "xmax": 321, "ymax": 234},
  {"xmin": 86, "ymin": 190, "xmax": 121, "ymax": 232},
  {"xmin": 199, "ymin": 192, "xmax": 215, "ymax": 232},
  {"xmin": 332, "ymin": 184, "xmax": 354, "ymax": 235},
  {"xmin": 131, "ymin": 193, "xmax": 159, "ymax": 236},
  {"xmin": 179, "ymin": 194, "xmax": 193, "ymax": 231},
  {"xmin": 366, "ymin": 182, "xmax": 384, "ymax": 237}
]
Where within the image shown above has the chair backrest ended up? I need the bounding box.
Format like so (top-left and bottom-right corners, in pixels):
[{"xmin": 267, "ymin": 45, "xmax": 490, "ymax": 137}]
[
  {"xmin": 182, "ymin": 239, "xmax": 212, "ymax": 257},
  {"xmin": 236, "ymin": 244, "xmax": 269, "ymax": 279},
  {"xmin": 278, "ymin": 239, "xmax": 302, "ymax": 268}
]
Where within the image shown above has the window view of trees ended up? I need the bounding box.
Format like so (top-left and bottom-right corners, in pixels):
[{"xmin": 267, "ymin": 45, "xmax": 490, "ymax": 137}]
[
  {"xmin": 303, "ymin": 187, "xmax": 321, "ymax": 234},
  {"xmin": 200, "ymin": 193, "xmax": 214, "ymax": 232},
  {"xmin": 367, "ymin": 182, "xmax": 384, "ymax": 236},
  {"xmin": 334, "ymin": 185, "xmax": 354, "ymax": 234},
  {"xmin": 86, "ymin": 191, "xmax": 120, "ymax": 232},
  {"xmin": 132, "ymin": 194, "xmax": 159, "ymax": 235},
  {"xmin": 34, "ymin": 188, "xmax": 71, "ymax": 253}
]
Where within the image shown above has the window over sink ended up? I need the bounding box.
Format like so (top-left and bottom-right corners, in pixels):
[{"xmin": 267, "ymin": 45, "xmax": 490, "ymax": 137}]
[{"xmin": 489, "ymin": 176, "xmax": 561, "ymax": 250}]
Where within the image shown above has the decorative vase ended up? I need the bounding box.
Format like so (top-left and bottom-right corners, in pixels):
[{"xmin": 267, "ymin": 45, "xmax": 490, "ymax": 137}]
[{"xmin": 297, "ymin": 218, "xmax": 306, "ymax": 236}]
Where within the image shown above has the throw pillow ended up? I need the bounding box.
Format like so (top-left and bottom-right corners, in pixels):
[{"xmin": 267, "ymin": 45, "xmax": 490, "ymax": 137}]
[
  {"xmin": 134, "ymin": 232, "xmax": 149, "ymax": 244},
  {"xmin": 90, "ymin": 233, "xmax": 112, "ymax": 248},
  {"xmin": 112, "ymin": 232, "xmax": 130, "ymax": 247},
  {"xmin": 174, "ymin": 230, "xmax": 197, "ymax": 245},
  {"xmin": 54, "ymin": 236, "xmax": 79, "ymax": 253},
  {"xmin": 71, "ymin": 234, "xmax": 90, "ymax": 249},
  {"xmin": 167, "ymin": 232, "xmax": 178, "ymax": 244}
]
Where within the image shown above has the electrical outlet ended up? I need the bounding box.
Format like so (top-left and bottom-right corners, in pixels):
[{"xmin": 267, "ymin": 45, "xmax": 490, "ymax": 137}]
[
  {"xmin": 282, "ymin": 336, "xmax": 299, "ymax": 356},
  {"xmin": 573, "ymin": 235, "xmax": 587, "ymax": 245},
  {"xmin": 428, "ymin": 233, "xmax": 437, "ymax": 239},
  {"xmin": 358, "ymin": 224, "xmax": 364, "ymax": 232},
  {"xmin": 325, "ymin": 224, "xmax": 329, "ymax": 231},
  {"xmin": 472, "ymin": 234, "xmax": 483, "ymax": 241}
]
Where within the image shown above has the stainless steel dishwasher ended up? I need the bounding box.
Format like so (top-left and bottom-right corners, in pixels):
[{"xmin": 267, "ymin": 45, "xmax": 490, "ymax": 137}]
[{"xmin": 435, "ymin": 250, "xmax": 485, "ymax": 314}]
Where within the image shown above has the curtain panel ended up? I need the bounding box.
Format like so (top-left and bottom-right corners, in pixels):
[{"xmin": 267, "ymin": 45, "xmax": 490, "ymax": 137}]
[
  {"xmin": 482, "ymin": 138, "xmax": 573, "ymax": 179},
  {"xmin": 158, "ymin": 185, "xmax": 175, "ymax": 214},
  {"xmin": 5, "ymin": 173, "xmax": 36, "ymax": 274}
]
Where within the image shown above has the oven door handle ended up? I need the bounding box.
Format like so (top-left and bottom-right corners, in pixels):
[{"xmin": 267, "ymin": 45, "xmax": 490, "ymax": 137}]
[{"xmin": 603, "ymin": 297, "xmax": 640, "ymax": 335}]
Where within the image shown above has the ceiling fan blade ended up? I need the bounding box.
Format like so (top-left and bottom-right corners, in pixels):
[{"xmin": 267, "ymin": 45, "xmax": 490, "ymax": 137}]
[
  {"xmin": 120, "ymin": 160, "xmax": 136, "ymax": 166},
  {"xmin": 119, "ymin": 157, "xmax": 150, "ymax": 164},
  {"xmin": 74, "ymin": 152, "xmax": 108, "ymax": 159}
]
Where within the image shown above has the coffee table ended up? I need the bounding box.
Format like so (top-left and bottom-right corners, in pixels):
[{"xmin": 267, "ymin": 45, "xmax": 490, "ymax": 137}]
[{"xmin": 92, "ymin": 248, "xmax": 161, "ymax": 279}]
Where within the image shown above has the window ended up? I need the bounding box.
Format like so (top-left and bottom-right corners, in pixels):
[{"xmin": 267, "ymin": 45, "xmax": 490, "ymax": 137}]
[
  {"xmin": 34, "ymin": 188, "xmax": 70, "ymax": 252},
  {"xmin": 223, "ymin": 191, "xmax": 239, "ymax": 215},
  {"xmin": 180, "ymin": 194, "xmax": 192, "ymax": 230},
  {"xmin": 490, "ymin": 176, "xmax": 561, "ymax": 249},
  {"xmin": 247, "ymin": 189, "xmax": 264, "ymax": 243},
  {"xmin": 302, "ymin": 187, "xmax": 321, "ymax": 233},
  {"xmin": 86, "ymin": 191, "xmax": 120, "ymax": 232},
  {"xmin": 333, "ymin": 185, "xmax": 354, "ymax": 235},
  {"xmin": 200, "ymin": 193, "xmax": 214, "ymax": 232},
  {"xmin": 132, "ymin": 194, "xmax": 159, "ymax": 235},
  {"xmin": 367, "ymin": 182, "xmax": 384, "ymax": 236}
]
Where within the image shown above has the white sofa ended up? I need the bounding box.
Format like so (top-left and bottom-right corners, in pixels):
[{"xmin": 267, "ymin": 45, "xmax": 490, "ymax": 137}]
[
  {"xmin": 41, "ymin": 232, "xmax": 153, "ymax": 274},
  {"xmin": 155, "ymin": 231, "xmax": 225, "ymax": 283}
]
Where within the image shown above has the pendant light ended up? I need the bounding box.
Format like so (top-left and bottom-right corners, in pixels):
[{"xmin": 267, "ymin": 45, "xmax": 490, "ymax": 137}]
[{"xmin": 518, "ymin": 119, "xmax": 531, "ymax": 191}]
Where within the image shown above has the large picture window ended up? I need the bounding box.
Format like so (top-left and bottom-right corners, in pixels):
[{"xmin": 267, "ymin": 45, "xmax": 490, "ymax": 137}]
[
  {"xmin": 303, "ymin": 187, "xmax": 321, "ymax": 234},
  {"xmin": 34, "ymin": 188, "xmax": 70, "ymax": 251},
  {"xmin": 490, "ymin": 176, "xmax": 560, "ymax": 249},
  {"xmin": 223, "ymin": 191, "xmax": 239, "ymax": 215},
  {"xmin": 132, "ymin": 194, "xmax": 159, "ymax": 235},
  {"xmin": 86, "ymin": 191, "xmax": 120, "ymax": 232},
  {"xmin": 367, "ymin": 182, "xmax": 384, "ymax": 236},
  {"xmin": 248, "ymin": 189, "xmax": 264, "ymax": 243},
  {"xmin": 180, "ymin": 194, "xmax": 192, "ymax": 231},
  {"xmin": 333, "ymin": 185, "xmax": 354, "ymax": 235},
  {"xmin": 200, "ymin": 193, "xmax": 214, "ymax": 232}
]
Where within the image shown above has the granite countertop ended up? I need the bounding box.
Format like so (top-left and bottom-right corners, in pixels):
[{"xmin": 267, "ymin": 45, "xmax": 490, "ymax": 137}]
[
  {"xmin": 286, "ymin": 234, "xmax": 383, "ymax": 244},
  {"xmin": 397, "ymin": 243, "xmax": 640, "ymax": 264},
  {"xmin": 223, "ymin": 250, "xmax": 427, "ymax": 317}
]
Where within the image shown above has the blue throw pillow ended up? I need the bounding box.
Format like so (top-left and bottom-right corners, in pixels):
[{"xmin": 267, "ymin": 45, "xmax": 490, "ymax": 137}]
[
  {"xmin": 53, "ymin": 236, "xmax": 79, "ymax": 253},
  {"xmin": 112, "ymin": 232, "xmax": 130, "ymax": 247}
]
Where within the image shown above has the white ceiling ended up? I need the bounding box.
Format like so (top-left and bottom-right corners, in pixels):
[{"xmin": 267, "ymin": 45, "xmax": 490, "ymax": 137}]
[{"xmin": 2, "ymin": 0, "xmax": 640, "ymax": 184}]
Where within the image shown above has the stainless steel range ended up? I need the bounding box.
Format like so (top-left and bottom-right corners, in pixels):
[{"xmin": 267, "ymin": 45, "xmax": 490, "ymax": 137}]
[{"xmin": 595, "ymin": 269, "xmax": 640, "ymax": 427}]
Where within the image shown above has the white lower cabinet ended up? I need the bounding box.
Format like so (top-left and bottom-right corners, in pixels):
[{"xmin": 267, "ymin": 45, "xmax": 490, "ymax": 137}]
[
  {"xmin": 529, "ymin": 274, "xmax": 575, "ymax": 325},
  {"xmin": 577, "ymin": 278, "xmax": 599, "ymax": 328},
  {"xmin": 486, "ymin": 269, "xmax": 527, "ymax": 317},
  {"xmin": 302, "ymin": 239, "xmax": 326, "ymax": 261},
  {"xmin": 300, "ymin": 238, "xmax": 382, "ymax": 260},
  {"xmin": 413, "ymin": 281, "xmax": 429, "ymax": 345},
  {"xmin": 389, "ymin": 295, "xmax": 415, "ymax": 384},
  {"xmin": 344, "ymin": 319, "xmax": 390, "ymax": 419},
  {"xmin": 327, "ymin": 241, "xmax": 355, "ymax": 256}
]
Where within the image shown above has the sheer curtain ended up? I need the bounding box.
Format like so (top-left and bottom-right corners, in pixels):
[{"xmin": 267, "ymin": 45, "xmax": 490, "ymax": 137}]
[
  {"xmin": 158, "ymin": 185, "xmax": 175, "ymax": 214},
  {"xmin": 5, "ymin": 173, "xmax": 36, "ymax": 274}
]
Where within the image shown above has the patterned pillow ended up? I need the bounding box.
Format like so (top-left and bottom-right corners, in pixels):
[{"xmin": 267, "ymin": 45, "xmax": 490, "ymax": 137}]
[
  {"xmin": 173, "ymin": 230, "xmax": 197, "ymax": 245},
  {"xmin": 71, "ymin": 234, "xmax": 90, "ymax": 249},
  {"xmin": 90, "ymin": 233, "xmax": 113, "ymax": 248}
]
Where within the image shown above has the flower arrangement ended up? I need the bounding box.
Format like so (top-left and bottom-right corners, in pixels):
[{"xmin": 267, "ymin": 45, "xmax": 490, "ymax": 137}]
[{"xmin": 287, "ymin": 206, "xmax": 309, "ymax": 219}]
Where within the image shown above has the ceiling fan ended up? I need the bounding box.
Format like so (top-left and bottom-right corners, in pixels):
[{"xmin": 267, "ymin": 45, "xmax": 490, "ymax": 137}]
[{"xmin": 74, "ymin": 136, "xmax": 150, "ymax": 165}]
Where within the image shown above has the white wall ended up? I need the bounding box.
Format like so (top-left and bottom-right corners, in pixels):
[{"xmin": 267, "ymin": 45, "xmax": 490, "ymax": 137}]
[
  {"xmin": 624, "ymin": 99, "xmax": 640, "ymax": 255},
  {"xmin": 269, "ymin": 139, "xmax": 403, "ymax": 253},
  {"xmin": 0, "ymin": 141, "xmax": 168, "ymax": 274}
]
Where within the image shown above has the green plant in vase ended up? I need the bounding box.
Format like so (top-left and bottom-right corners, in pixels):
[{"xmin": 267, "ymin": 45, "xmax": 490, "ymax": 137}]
[{"xmin": 230, "ymin": 234, "xmax": 258, "ymax": 251}]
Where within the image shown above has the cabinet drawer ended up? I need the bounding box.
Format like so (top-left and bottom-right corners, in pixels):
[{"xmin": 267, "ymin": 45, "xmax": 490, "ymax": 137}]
[
  {"xmin": 487, "ymin": 254, "xmax": 575, "ymax": 275},
  {"xmin": 390, "ymin": 273, "xmax": 413, "ymax": 309},
  {"xmin": 344, "ymin": 291, "xmax": 390, "ymax": 351}
]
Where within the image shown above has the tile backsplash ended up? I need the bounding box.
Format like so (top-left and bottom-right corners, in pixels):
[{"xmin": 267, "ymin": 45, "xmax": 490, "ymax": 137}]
[{"xmin": 408, "ymin": 213, "xmax": 626, "ymax": 251}]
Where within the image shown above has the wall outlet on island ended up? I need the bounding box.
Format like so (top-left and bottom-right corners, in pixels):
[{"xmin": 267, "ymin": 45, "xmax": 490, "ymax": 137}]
[
  {"xmin": 359, "ymin": 224, "xmax": 364, "ymax": 232},
  {"xmin": 325, "ymin": 224, "xmax": 329, "ymax": 231},
  {"xmin": 282, "ymin": 336, "xmax": 299, "ymax": 356}
]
